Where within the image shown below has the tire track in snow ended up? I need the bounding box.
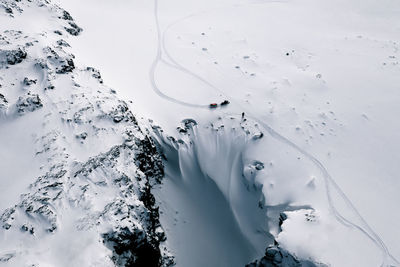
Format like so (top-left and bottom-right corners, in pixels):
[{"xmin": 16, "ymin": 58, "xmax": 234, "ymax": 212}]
[
  {"xmin": 151, "ymin": 0, "xmax": 399, "ymax": 266},
  {"xmin": 149, "ymin": 0, "xmax": 209, "ymax": 109},
  {"xmin": 250, "ymin": 115, "xmax": 398, "ymax": 267}
]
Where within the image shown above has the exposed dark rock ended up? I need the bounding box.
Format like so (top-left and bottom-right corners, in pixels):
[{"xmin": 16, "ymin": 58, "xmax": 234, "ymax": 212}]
[
  {"xmin": 23, "ymin": 77, "xmax": 37, "ymax": 86},
  {"xmin": 45, "ymin": 84, "xmax": 55, "ymax": 90},
  {"xmin": 4, "ymin": 7, "xmax": 12, "ymax": 14},
  {"xmin": 20, "ymin": 224, "xmax": 34, "ymax": 234},
  {"xmin": 87, "ymin": 66, "xmax": 104, "ymax": 83},
  {"xmin": 246, "ymin": 208, "xmax": 326, "ymax": 267},
  {"xmin": 107, "ymin": 102, "xmax": 136, "ymax": 123},
  {"xmin": 61, "ymin": 10, "xmax": 73, "ymax": 21},
  {"xmin": 65, "ymin": 22, "xmax": 82, "ymax": 36},
  {"xmin": 0, "ymin": 93, "xmax": 8, "ymax": 111},
  {"xmin": 253, "ymin": 160, "xmax": 265, "ymax": 171},
  {"xmin": 73, "ymin": 140, "xmax": 171, "ymax": 266},
  {"xmin": 252, "ymin": 132, "xmax": 264, "ymax": 140},
  {"xmin": 75, "ymin": 132, "xmax": 88, "ymax": 140},
  {"xmin": 56, "ymin": 39, "xmax": 70, "ymax": 47},
  {"xmin": 246, "ymin": 245, "xmax": 322, "ymax": 267},
  {"xmin": 176, "ymin": 126, "xmax": 187, "ymax": 134},
  {"xmin": 0, "ymin": 48, "xmax": 27, "ymax": 65},
  {"xmin": 102, "ymin": 227, "xmax": 162, "ymax": 267},
  {"xmin": 279, "ymin": 213, "xmax": 288, "ymax": 230},
  {"xmin": 0, "ymin": 1, "xmax": 23, "ymax": 15},
  {"xmin": 15, "ymin": 92, "xmax": 43, "ymax": 114},
  {"xmin": 182, "ymin": 118, "xmax": 198, "ymax": 128},
  {"xmin": 135, "ymin": 135, "xmax": 164, "ymax": 183},
  {"xmin": 56, "ymin": 58, "xmax": 75, "ymax": 74}
]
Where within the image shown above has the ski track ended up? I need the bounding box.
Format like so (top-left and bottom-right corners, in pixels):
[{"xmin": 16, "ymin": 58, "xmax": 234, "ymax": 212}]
[
  {"xmin": 149, "ymin": 0, "xmax": 399, "ymax": 266},
  {"xmin": 149, "ymin": 0, "xmax": 208, "ymax": 108}
]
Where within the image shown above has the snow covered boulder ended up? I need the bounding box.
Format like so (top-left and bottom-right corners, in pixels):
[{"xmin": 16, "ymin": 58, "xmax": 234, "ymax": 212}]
[
  {"xmin": 0, "ymin": 93, "xmax": 7, "ymax": 113},
  {"xmin": 64, "ymin": 21, "xmax": 82, "ymax": 36},
  {"xmin": 55, "ymin": 57, "xmax": 75, "ymax": 74},
  {"xmin": 246, "ymin": 245, "xmax": 324, "ymax": 267},
  {"xmin": 0, "ymin": 1, "xmax": 174, "ymax": 265},
  {"xmin": 87, "ymin": 66, "xmax": 104, "ymax": 84},
  {"xmin": 0, "ymin": 47, "xmax": 26, "ymax": 66},
  {"xmin": 15, "ymin": 92, "xmax": 42, "ymax": 115}
]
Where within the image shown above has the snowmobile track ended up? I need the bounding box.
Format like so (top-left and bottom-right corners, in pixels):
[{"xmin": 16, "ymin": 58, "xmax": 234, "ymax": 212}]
[{"xmin": 150, "ymin": 0, "xmax": 399, "ymax": 266}]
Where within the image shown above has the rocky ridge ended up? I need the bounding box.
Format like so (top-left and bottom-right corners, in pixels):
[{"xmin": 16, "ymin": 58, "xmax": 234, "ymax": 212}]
[{"xmin": 0, "ymin": 0, "xmax": 173, "ymax": 266}]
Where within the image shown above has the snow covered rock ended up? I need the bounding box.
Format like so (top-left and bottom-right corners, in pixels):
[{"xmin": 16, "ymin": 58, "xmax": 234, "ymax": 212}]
[
  {"xmin": 246, "ymin": 245, "xmax": 324, "ymax": 267},
  {"xmin": 0, "ymin": 93, "xmax": 7, "ymax": 113},
  {"xmin": 15, "ymin": 92, "xmax": 42, "ymax": 115},
  {"xmin": 0, "ymin": 47, "xmax": 26, "ymax": 65},
  {"xmin": 60, "ymin": 10, "xmax": 82, "ymax": 36},
  {"xmin": 0, "ymin": 0, "xmax": 173, "ymax": 266}
]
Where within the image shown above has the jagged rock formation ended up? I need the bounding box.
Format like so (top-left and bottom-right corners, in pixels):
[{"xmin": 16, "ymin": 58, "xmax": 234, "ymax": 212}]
[
  {"xmin": 15, "ymin": 92, "xmax": 42, "ymax": 114},
  {"xmin": 246, "ymin": 245, "xmax": 322, "ymax": 267},
  {"xmin": 0, "ymin": 0, "xmax": 173, "ymax": 266},
  {"xmin": 0, "ymin": 93, "xmax": 8, "ymax": 113},
  {"xmin": 245, "ymin": 212, "xmax": 326, "ymax": 267},
  {"xmin": 0, "ymin": 47, "xmax": 26, "ymax": 65}
]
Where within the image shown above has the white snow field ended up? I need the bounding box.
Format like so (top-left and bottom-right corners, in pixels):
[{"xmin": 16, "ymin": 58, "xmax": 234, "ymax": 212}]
[{"xmin": 2, "ymin": 0, "xmax": 399, "ymax": 266}]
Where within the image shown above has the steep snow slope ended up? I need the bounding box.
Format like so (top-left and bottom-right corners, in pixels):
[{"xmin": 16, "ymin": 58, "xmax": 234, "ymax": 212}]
[{"xmin": 0, "ymin": 1, "xmax": 173, "ymax": 266}]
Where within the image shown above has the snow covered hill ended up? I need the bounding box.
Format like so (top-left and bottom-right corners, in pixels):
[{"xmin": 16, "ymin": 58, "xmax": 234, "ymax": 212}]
[{"xmin": 1, "ymin": 0, "xmax": 400, "ymax": 266}]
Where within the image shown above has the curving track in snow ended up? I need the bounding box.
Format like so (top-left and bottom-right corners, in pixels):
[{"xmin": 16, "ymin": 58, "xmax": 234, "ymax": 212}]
[
  {"xmin": 150, "ymin": 0, "xmax": 399, "ymax": 266},
  {"xmin": 149, "ymin": 0, "xmax": 209, "ymax": 109}
]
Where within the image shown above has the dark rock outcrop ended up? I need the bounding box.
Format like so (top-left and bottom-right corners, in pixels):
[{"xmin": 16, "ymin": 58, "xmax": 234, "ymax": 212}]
[
  {"xmin": 15, "ymin": 92, "xmax": 43, "ymax": 114},
  {"xmin": 0, "ymin": 1, "xmax": 173, "ymax": 265},
  {"xmin": 56, "ymin": 58, "xmax": 75, "ymax": 74},
  {"xmin": 65, "ymin": 21, "xmax": 82, "ymax": 36},
  {"xmin": 246, "ymin": 245, "xmax": 321, "ymax": 267},
  {"xmin": 0, "ymin": 93, "xmax": 8, "ymax": 112},
  {"xmin": 0, "ymin": 47, "xmax": 27, "ymax": 66}
]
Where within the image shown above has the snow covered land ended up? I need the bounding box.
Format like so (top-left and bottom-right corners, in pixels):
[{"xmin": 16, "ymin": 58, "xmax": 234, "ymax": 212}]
[{"xmin": 0, "ymin": 0, "xmax": 399, "ymax": 266}]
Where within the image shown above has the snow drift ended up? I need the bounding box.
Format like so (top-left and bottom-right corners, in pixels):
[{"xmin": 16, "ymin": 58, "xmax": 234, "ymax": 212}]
[
  {"xmin": 153, "ymin": 114, "xmax": 398, "ymax": 267},
  {"xmin": 153, "ymin": 117, "xmax": 271, "ymax": 266}
]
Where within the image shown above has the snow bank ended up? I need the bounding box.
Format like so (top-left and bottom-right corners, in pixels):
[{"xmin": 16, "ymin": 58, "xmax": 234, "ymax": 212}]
[{"xmin": 153, "ymin": 117, "xmax": 271, "ymax": 266}]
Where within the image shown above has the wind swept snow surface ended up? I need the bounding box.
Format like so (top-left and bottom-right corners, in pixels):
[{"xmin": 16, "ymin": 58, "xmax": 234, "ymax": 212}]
[
  {"xmin": 2, "ymin": 0, "xmax": 400, "ymax": 266},
  {"xmin": 153, "ymin": 119, "xmax": 272, "ymax": 267},
  {"xmin": 154, "ymin": 115, "xmax": 398, "ymax": 267}
]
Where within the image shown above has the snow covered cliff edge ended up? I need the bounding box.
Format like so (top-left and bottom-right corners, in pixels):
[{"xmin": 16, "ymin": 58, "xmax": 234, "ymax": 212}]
[{"xmin": 0, "ymin": 1, "xmax": 173, "ymax": 266}]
